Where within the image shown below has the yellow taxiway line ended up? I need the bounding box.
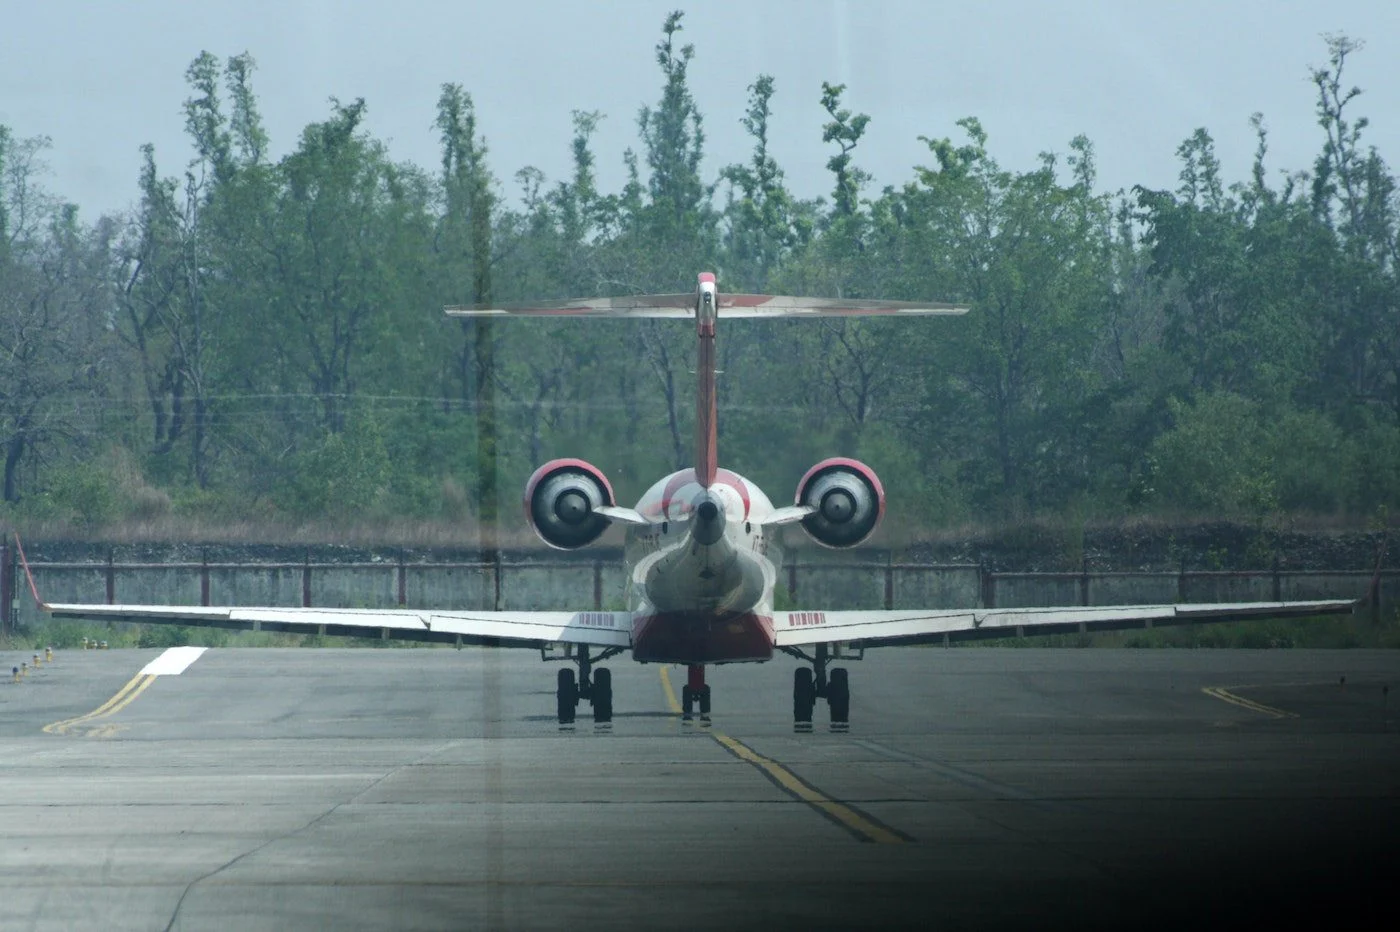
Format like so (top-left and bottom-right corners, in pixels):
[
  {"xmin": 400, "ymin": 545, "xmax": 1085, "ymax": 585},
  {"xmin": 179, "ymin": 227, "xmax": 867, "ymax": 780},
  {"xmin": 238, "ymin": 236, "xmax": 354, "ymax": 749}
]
[
  {"xmin": 1201, "ymin": 685, "xmax": 1299, "ymax": 719},
  {"xmin": 659, "ymin": 667, "xmax": 909, "ymax": 844},
  {"xmin": 43, "ymin": 673, "xmax": 157, "ymax": 736}
]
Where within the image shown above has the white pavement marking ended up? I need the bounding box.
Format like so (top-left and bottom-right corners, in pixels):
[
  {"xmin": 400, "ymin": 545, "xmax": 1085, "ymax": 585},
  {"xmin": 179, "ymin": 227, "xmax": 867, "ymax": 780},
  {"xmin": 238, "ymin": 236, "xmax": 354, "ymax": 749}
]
[{"xmin": 139, "ymin": 646, "xmax": 208, "ymax": 676}]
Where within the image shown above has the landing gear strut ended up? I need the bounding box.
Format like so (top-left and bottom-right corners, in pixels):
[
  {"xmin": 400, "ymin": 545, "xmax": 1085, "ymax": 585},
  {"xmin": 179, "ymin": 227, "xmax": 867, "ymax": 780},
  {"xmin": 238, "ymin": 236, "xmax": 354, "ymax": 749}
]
[
  {"xmin": 680, "ymin": 664, "xmax": 711, "ymax": 724},
  {"xmin": 787, "ymin": 643, "xmax": 850, "ymax": 730},
  {"xmin": 553, "ymin": 644, "xmax": 620, "ymax": 725}
]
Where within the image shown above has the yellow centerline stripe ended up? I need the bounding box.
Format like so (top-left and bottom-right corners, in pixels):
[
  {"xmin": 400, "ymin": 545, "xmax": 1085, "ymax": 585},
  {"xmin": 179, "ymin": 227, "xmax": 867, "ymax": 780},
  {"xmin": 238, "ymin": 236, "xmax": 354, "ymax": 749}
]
[
  {"xmin": 658, "ymin": 667, "xmax": 908, "ymax": 844},
  {"xmin": 1201, "ymin": 685, "xmax": 1298, "ymax": 719},
  {"xmin": 43, "ymin": 673, "xmax": 157, "ymax": 735},
  {"xmin": 659, "ymin": 665, "xmax": 683, "ymax": 714}
]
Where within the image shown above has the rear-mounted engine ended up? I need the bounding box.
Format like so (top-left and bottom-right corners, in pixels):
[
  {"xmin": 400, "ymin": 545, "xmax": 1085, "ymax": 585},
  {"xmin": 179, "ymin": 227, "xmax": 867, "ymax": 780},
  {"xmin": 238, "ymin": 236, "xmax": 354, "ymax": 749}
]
[
  {"xmin": 524, "ymin": 459, "xmax": 616, "ymax": 550},
  {"xmin": 795, "ymin": 457, "xmax": 885, "ymax": 548}
]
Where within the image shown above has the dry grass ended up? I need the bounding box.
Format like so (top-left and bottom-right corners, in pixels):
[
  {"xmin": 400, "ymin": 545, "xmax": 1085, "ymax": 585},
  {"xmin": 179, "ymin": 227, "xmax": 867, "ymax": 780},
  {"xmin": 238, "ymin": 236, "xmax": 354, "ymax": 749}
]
[
  {"xmin": 6, "ymin": 515, "xmax": 540, "ymax": 550},
  {"xmin": 4, "ymin": 504, "xmax": 1392, "ymax": 553}
]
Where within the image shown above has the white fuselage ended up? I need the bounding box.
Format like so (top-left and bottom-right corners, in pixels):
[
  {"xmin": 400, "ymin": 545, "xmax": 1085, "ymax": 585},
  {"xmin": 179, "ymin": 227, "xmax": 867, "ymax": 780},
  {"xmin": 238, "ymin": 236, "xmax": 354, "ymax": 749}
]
[{"xmin": 623, "ymin": 468, "xmax": 782, "ymax": 664}]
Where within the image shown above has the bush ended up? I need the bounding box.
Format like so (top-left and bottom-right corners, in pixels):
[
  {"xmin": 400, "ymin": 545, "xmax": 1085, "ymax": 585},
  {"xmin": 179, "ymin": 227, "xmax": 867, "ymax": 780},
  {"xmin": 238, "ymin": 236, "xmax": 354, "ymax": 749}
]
[
  {"xmin": 1147, "ymin": 392, "xmax": 1356, "ymax": 517},
  {"xmin": 277, "ymin": 415, "xmax": 391, "ymax": 519}
]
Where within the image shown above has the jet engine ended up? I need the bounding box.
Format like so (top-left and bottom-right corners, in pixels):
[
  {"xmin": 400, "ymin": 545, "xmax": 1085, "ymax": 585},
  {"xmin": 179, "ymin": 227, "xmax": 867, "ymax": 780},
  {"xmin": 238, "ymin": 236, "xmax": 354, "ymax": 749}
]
[
  {"xmin": 524, "ymin": 459, "xmax": 616, "ymax": 550},
  {"xmin": 794, "ymin": 457, "xmax": 885, "ymax": 548}
]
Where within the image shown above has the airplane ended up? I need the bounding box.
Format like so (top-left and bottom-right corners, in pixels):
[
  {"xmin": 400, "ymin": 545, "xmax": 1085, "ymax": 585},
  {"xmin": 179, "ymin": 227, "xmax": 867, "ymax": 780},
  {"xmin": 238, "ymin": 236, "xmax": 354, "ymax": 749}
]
[{"xmin": 31, "ymin": 272, "xmax": 1356, "ymax": 728}]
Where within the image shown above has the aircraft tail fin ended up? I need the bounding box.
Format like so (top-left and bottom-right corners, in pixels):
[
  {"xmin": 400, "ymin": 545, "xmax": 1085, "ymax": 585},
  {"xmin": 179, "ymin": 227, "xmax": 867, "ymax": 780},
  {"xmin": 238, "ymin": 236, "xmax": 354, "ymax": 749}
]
[{"xmin": 695, "ymin": 274, "xmax": 718, "ymax": 487}]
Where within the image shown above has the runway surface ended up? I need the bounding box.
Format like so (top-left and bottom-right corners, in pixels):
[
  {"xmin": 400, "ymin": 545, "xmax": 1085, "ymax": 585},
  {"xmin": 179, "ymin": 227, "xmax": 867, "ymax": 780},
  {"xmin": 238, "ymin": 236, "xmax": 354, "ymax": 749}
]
[{"xmin": 2, "ymin": 645, "xmax": 1398, "ymax": 930}]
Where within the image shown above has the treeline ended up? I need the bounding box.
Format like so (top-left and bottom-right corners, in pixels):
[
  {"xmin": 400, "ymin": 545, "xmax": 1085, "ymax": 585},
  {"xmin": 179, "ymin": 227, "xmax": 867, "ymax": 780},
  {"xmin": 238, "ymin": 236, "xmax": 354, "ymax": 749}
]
[{"xmin": 0, "ymin": 14, "xmax": 1396, "ymax": 537}]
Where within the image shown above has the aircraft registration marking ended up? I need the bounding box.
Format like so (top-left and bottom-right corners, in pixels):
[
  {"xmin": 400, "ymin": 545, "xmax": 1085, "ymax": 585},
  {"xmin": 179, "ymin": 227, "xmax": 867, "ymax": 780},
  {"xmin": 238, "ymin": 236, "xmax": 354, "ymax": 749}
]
[
  {"xmin": 657, "ymin": 667, "xmax": 910, "ymax": 844},
  {"xmin": 574, "ymin": 613, "xmax": 616, "ymax": 628},
  {"xmin": 788, "ymin": 612, "xmax": 827, "ymax": 627}
]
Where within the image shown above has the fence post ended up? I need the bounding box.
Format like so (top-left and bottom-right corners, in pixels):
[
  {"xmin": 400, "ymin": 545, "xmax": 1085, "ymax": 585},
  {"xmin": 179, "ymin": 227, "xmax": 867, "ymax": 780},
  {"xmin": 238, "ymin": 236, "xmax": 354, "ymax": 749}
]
[
  {"xmin": 884, "ymin": 552, "xmax": 894, "ymax": 610},
  {"xmin": 1272, "ymin": 556, "xmax": 1281, "ymax": 602},
  {"xmin": 200, "ymin": 548, "xmax": 210, "ymax": 606},
  {"xmin": 105, "ymin": 548, "xmax": 115, "ymax": 604},
  {"xmin": 593, "ymin": 562, "xmax": 603, "ymax": 611},
  {"xmin": 397, "ymin": 551, "xmax": 407, "ymax": 606},
  {"xmin": 1, "ymin": 541, "xmax": 11, "ymax": 638},
  {"xmin": 1079, "ymin": 556, "xmax": 1090, "ymax": 606},
  {"xmin": 493, "ymin": 551, "xmax": 503, "ymax": 611},
  {"xmin": 979, "ymin": 564, "xmax": 996, "ymax": 609},
  {"xmin": 302, "ymin": 550, "xmax": 312, "ymax": 608}
]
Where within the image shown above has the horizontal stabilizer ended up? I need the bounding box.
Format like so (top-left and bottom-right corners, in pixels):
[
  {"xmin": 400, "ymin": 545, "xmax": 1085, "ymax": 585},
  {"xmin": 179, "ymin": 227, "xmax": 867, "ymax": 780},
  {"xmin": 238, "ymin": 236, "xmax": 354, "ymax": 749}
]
[
  {"xmin": 757, "ymin": 505, "xmax": 816, "ymax": 527},
  {"xmin": 774, "ymin": 600, "xmax": 1357, "ymax": 648},
  {"xmin": 445, "ymin": 294, "xmax": 970, "ymax": 319},
  {"xmin": 595, "ymin": 505, "xmax": 651, "ymax": 526}
]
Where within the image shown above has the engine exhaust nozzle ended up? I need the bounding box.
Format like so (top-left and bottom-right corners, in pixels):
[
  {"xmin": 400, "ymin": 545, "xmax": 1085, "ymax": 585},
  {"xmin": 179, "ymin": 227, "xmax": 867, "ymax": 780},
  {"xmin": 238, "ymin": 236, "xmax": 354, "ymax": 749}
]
[{"xmin": 691, "ymin": 495, "xmax": 726, "ymax": 546}]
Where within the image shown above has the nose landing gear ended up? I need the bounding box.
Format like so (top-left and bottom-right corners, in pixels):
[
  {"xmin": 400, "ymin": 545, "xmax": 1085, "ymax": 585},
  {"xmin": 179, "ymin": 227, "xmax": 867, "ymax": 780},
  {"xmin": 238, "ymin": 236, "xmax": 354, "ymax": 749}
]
[{"xmin": 681, "ymin": 663, "xmax": 711, "ymax": 725}]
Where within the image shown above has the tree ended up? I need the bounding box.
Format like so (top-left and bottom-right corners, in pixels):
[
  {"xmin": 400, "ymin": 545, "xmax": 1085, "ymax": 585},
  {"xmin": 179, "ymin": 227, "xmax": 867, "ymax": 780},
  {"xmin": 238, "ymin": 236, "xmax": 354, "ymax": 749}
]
[
  {"xmin": 0, "ymin": 132, "xmax": 112, "ymax": 502},
  {"xmin": 892, "ymin": 121, "xmax": 1114, "ymax": 509},
  {"xmin": 720, "ymin": 75, "xmax": 797, "ymax": 290},
  {"xmin": 820, "ymin": 81, "xmax": 871, "ymax": 224},
  {"xmin": 1307, "ymin": 34, "xmax": 1398, "ymax": 426}
]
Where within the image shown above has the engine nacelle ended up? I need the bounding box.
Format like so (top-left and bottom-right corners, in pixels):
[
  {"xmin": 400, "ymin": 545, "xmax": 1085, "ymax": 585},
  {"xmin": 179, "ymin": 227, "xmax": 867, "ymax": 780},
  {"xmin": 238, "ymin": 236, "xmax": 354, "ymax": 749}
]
[
  {"xmin": 523, "ymin": 459, "xmax": 616, "ymax": 550},
  {"xmin": 795, "ymin": 457, "xmax": 885, "ymax": 548}
]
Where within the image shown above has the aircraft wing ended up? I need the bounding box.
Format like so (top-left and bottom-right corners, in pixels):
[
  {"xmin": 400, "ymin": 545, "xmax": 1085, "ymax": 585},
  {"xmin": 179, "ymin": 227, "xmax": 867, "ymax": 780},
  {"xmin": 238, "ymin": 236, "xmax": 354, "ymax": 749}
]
[
  {"xmin": 774, "ymin": 600, "xmax": 1357, "ymax": 648},
  {"xmin": 40, "ymin": 603, "xmax": 632, "ymax": 649}
]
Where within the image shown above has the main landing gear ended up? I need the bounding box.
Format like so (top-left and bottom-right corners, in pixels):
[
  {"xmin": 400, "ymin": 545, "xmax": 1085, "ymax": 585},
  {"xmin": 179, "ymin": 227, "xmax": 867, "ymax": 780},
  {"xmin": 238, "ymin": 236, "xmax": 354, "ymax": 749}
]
[
  {"xmin": 554, "ymin": 644, "xmax": 621, "ymax": 725},
  {"xmin": 787, "ymin": 643, "xmax": 850, "ymax": 731}
]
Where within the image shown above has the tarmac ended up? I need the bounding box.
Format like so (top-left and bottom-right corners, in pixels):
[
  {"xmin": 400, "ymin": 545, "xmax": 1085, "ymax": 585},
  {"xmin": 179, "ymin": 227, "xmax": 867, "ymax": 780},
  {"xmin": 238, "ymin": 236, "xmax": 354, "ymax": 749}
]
[{"xmin": 1, "ymin": 645, "xmax": 1397, "ymax": 931}]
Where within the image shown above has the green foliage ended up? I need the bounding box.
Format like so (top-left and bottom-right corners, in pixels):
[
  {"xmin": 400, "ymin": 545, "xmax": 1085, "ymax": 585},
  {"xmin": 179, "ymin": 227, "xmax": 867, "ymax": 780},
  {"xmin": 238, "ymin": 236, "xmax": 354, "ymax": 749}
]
[
  {"xmin": 1148, "ymin": 392, "xmax": 1357, "ymax": 516},
  {"xmin": 21, "ymin": 462, "xmax": 121, "ymax": 527},
  {"xmin": 137, "ymin": 624, "xmax": 193, "ymax": 648},
  {"xmin": 277, "ymin": 414, "xmax": 391, "ymax": 520},
  {"xmin": 0, "ymin": 26, "xmax": 1395, "ymax": 534}
]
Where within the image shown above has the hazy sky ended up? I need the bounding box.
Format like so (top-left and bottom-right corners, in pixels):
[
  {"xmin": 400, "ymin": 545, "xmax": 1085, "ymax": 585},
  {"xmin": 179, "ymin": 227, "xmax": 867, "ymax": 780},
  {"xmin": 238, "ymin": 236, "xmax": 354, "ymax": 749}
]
[{"xmin": 3, "ymin": 0, "xmax": 1397, "ymax": 220}]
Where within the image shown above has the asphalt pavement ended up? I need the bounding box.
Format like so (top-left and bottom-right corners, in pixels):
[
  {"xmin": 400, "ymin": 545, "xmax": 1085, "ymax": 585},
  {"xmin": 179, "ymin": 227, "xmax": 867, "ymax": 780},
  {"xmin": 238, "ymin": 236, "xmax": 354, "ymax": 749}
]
[{"xmin": 2, "ymin": 645, "xmax": 1397, "ymax": 930}]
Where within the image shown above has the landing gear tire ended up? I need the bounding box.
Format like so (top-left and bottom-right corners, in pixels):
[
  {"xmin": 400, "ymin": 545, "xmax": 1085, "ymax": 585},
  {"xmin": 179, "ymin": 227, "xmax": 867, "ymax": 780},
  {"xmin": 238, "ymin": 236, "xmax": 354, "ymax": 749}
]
[
  {"xmin": 793, "ymin": 667, "xmax": 816, "ymax": 725},
  {"xmin": 592, "ymin": 667, "xmax": 613, "ymax": 723},
  {"xmin": 827, "ymin": 667, "xmax": 850, "ymax": 725},
  {"xmin": 557, "ymin": 668, "xmax": 578, "ymax": 725},
  {"xmin": 681, "ymin": 685, "xmax": 694, "ymax": 721}
]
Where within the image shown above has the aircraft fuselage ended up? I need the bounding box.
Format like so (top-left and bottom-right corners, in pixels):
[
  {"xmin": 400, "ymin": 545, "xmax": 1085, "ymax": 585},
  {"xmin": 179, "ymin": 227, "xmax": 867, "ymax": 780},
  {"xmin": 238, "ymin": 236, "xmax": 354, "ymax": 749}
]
[{"xmin": 624, "ymin": 467, "xmax": 781, "ymax": 664}]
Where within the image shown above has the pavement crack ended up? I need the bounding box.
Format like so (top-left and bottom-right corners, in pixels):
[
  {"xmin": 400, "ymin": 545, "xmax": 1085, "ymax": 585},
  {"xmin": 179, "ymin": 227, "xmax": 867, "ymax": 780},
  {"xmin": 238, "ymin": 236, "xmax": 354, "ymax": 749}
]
[
  {"xmin": 162, "ymin": 800, "xmax": 342, "ymax": 932},
  {"xmin": 163, "ymin": 739, "xmax": 463, "ymax": 931}
]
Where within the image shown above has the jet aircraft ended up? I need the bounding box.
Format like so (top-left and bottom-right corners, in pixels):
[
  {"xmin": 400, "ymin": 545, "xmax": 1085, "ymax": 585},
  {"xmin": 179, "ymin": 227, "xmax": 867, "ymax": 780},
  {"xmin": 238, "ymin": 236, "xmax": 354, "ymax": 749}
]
[{"xmin": 35, "ymin": 274, "xmax": 1355, "ymax": 726}]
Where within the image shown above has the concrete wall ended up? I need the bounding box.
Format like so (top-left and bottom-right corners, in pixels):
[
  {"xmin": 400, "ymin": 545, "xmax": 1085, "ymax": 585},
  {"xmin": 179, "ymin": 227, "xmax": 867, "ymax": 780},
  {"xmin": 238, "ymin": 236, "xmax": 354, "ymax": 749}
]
[{"xmin": 7, "ymin": 553, "xmax": 1392, "ymax": 632}]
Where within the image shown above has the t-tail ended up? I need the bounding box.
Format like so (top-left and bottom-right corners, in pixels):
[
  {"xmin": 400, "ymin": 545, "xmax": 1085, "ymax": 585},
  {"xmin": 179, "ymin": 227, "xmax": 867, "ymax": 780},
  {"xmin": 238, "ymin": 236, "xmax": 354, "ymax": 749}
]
[{"xmin": 444, "ymin": 275, "xmax": 970, "ymax": 488}]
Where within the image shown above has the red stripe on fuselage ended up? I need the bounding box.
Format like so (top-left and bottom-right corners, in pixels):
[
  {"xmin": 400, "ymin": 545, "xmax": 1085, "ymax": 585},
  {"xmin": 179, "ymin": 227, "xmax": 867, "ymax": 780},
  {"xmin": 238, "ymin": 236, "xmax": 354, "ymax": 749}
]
[
  {"xmin": 632, "ymin": 611, "xmax": 774, "ymax": 664},
  {"xmin": 658, "ymin": 468, "xmax": 750, "ymax": 520}
]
